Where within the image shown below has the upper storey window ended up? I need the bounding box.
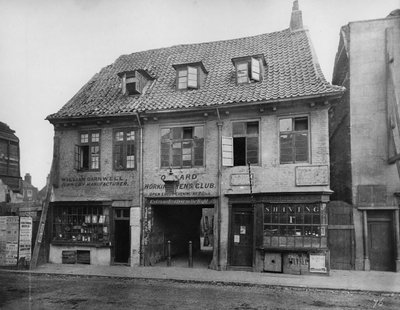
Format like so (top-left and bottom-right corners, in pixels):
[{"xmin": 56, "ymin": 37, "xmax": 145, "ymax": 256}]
[
  {"xmin": 279, "ymin": 117, "xmax": 309, "ymax": 164},
  {"xmin": 173, "ymin": 62, "xmax": 208, "ymax": 90},
  {"xmin": 118, "ymin": 70, "xmax": 153, "ymax": 96},
  {"xmin": 75, "ymin": 131, "xmax": 101, "ymax": 171},
  {"xmin": 232, "ymin": 55, "xmax": 266, "ymax": 85}
]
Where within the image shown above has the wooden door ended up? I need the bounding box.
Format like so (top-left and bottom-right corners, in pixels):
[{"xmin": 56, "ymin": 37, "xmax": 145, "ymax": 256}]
[
  {"xmin": 368, "ymin": 212, "xmax": 395, "ymax": 271},
  {"xmin": 114, "ymin": 208, "xmax": 130, "ymax": 264},
  {"xmin": 230, "ymin": 207, "xmax": 253, "ymax": 267},
  {"xmin": 327, "ymin": 202, "xmax": 354, "ymax": 269}
]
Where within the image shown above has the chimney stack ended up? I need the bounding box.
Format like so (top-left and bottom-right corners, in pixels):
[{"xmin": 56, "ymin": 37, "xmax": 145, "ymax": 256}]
[
  {"xmin": 290, "ymin": 0, "xmax": 304, "ymax": 32},
  {"xmin": 24, "ymin": 173, "xmax": 32, "ymax": 185}
]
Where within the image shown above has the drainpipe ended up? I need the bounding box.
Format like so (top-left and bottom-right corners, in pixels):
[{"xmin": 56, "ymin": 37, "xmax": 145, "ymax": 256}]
[
  {"xmin": 135, "ymin": 112, "xmax": 144, "ymax": 266},
  {"xmin": 216, "ymin": 108, "xmax": 223, "ymax": 270}
]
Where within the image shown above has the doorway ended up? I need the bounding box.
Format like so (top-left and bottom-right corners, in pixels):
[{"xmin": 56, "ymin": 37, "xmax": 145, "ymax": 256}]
[
  {"xmin": 368, "ymin": 211, "xmax": 395, "ymax": 271},
  {"xmin": 150, "ymin": 205, "xmax": 214, "ymax": 268},
  {"xmin": 230, "ymin": 205, "xmax": 253, "ymax": 267},
  {"xmin": 114, "ymin": 208, "xmax": 130, "ymax": 264}
]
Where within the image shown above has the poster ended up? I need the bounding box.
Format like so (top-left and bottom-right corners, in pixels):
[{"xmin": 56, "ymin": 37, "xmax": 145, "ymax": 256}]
[
  {"xmin": 18, "ymin": 217, "xmax": 32, "ymax": 262},
  {"xmin": 309, "ymin": 253, "xmax": 327, "ymax": 273}
]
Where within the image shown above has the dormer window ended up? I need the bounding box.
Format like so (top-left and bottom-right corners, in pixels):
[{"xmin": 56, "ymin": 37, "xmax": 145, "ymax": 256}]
[
  {"xmin": 126, "ymin": 75, "xmax": 140, "ymax": 95},
  {"xmin": 118, "ymin": 70, "xmax": 154, "ymax": 96},
  {"xmin": 173, "ymin": 61, "xmax": 208, "ymax": 90},
  {"xmin": 178, "ymin": 66, "xmax": 198, "ymax": 89},
  {"xmin": 232, "ymin": 55, "xmax": 266, "ymax": 85}
]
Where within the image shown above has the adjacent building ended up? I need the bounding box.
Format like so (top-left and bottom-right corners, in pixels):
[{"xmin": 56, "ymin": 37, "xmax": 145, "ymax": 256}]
[
  {"xmin": 46, "ymin": 1, "xmax": 344, "ymax": 273},
  {"xmin": 330, "ymin": 9, "xmax": 400, "ymax": 271}
]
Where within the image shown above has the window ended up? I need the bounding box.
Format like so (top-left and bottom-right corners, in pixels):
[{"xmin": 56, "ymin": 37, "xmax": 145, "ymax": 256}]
[
  {"xmin": 118, "ymin": 70, "xmax": 152, "ymax": 96},
  {"xmin": 232, "ymin": 121, "xmax": 259, "ymax": 166},
  {"xmin": 0, "ymin": 139, "xmax": 19, "ymax": 177},
  {"xmin": 235, "ymin": 57, "xmax": 262, "ymax": 84},
  {"xmin": 177, "ymin": 66, "xmax": 198, "ymax": 90},
  {"xmin": 279, "ymin": 117, "xmax": 309, "ymax": 164},
  {"xmin": 52, "ymin": 204, "xmax": 110, "ymax": 244},
  {"xmin": 75, "ymin": 131, "xmax": 100, "ymax": 171},
  {"xmin": 160, "ymin": 126, "xmax": 204, "ymax": 168},
  {"xmin": 264, "ymin": 204, "xmax": 324, "ymax": 238},
  {"xmin": 125, "ymin": 75, "xmax": 140, "ymax": 95},
  {"xmin": 113, "ymin": 129, "xmax": 136, "ymax": 170}
]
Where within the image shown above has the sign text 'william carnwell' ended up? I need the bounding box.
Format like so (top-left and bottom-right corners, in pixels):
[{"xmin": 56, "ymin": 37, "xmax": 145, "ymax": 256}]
[{"xmin": 61, "ymin": 175, "xmax": 129, "ymax": 187}]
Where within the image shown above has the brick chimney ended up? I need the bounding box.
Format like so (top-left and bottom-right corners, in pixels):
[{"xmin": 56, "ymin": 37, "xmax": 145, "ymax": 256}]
[
  {"xmin": 290, "ymin": 0, "xmax": 304, "ymax": 32},
  {"xmin": 24, "ymin": 173, "xmax": 32, "ymax": 185}
]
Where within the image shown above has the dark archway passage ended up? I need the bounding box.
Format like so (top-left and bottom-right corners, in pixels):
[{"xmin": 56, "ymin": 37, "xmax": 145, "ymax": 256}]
[{"xmin": 151, "ymin": 205, "xmax": 214, "ymax": 268}]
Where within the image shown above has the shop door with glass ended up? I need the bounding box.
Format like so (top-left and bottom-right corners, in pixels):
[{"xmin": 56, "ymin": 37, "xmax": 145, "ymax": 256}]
[{"xmin": 230, "ymin": 206, "xmax": 253, "ymax": 267}]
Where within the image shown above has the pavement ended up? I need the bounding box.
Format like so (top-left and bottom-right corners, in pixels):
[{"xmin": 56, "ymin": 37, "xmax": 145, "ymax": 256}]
[{"xmin": 2, "ymin": 262, "xmax": 400, "ymax": 294}]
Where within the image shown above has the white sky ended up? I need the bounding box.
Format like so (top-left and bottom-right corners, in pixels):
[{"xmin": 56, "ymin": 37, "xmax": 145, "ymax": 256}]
[{"xmin": 0, "ymin": 0, "xmax": 399, "ymax": 189}]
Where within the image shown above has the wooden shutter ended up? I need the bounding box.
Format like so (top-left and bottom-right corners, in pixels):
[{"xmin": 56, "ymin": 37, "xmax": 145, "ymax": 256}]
[
  {"xmin": 251, "ymin": 58, "xmax": 260, "ymax": 81},
  {"xmin": 74, "ymin": 145, "xmax": 81, "ymax": 170},
  {"xmin": 222, "ymin": 136, "xmax": 233, "ymax": 166},
  {"xmin": 187, "ymin": 66, "xmax": 198, "ymax": 89}
]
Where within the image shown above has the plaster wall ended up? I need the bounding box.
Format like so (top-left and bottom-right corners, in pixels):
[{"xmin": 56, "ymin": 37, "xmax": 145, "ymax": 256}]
[
  {"xmin": 49, "ymin": 244, "xmax": 110, "ymax": 265},
  {"xmin": 349, "ymin": 17, "xmax": 400, "ymax": 206},
  {"xmin": 53, "ymin": 122, "xmax": 140, "ymax": 203}
]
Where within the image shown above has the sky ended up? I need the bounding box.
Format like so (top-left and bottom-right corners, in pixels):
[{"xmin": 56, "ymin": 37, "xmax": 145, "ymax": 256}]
[{"xmin": 0, "ymin": 0, "xmax": 399, "ymax": 189}]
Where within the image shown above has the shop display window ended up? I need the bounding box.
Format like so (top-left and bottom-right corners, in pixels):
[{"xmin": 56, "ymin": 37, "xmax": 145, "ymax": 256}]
[
  {"xmin": 263, "ymin": 203, "xmax": 327, "ymax": 249},
  {"xmin": 52, "ymin": 205, "xmax": 110, "ymax": 245}
]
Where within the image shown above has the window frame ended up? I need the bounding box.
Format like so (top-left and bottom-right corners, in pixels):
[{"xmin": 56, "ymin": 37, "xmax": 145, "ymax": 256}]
[
  {"xmin": 75, "ymin": 130, "xmax": 101, "ymax": 172},
  {"xmin": 279, "ymin": 116, "xmax": 310, "ymax": 164},
  {"xmin": 160, "ymin": 124, "xmax": 205, "ymax": 169},
  {"xmin": 176, "ymin": 65, "xmax": 199, "ymax": 90},
  {"xmin": 113, "ymin": 128, "xmax": 137, "ymax": 171},
  {"xmin": 235, "ymin": 57, "xmax": 262, "ymax": 85},
  {"xmin": 51, "ymin": 204, "xmax": 110, "ymax": 245},
  {"xmin": 263, "ymin": 203, "xmax": 326, "ymax": 238},
  {"xmin": 232, "ymin": 120, "xmax": 260, "ymax": 166}
]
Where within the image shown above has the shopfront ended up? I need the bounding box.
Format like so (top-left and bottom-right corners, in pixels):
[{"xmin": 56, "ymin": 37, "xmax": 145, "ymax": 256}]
[{"xmin": 227, "ymin": 193, "xmax": 330, "ymax": 275}]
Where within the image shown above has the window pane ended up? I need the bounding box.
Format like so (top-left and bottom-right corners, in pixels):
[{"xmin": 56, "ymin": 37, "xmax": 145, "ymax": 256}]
[
  {"xmin": 115, "ymin": 132, "xmax": 124, "ymax": 141},
  {"xmin": 188, "ymin": 66, "xmax": 198, "ymax": 88},
  {"xmin": 91, "ymin": 133, "xmax": 100, "ymax": 143},
  {"xmin": 295, "ymin": 133, "xmax": 308, "ymax": 162},
  {"xmin": 247, "ymin": 122, "xmax": 259, "ymax": 135},
  {"xmin": 126, "ymin": 155, "xmax": 135, "ymax": 169},
  {"xmin": 172, "ymin": 127, "xmax": 182, "ymax": 139},
  {"xmin": 114, "ymin": 144, "xmax": 123, "ymax": 169},
  {"xmin": 194, "ymin": 138, "xmax": 204, "ymax": 166},
  {"xmin": 81, "ymin": 134, "xmax": 89, "ymax": 143},
  {"xmin": 232, "ymin": 122, "xmax": 246, "ymax": 135},
  {"xmin": 127, "ymin": 131, "xmax": 135, "ymax": 141},
  {"xmin": 294, "ymin": 118, "xmax": 308, "ymax": 131},
  {"xmin": 172, "ymin": 142, "xmax": 181, "ymax": 166},
  {"xmin": 161, "ymin": 128, "xmax": 170, "ymax": 140},
  {"xmin": 178, "ymin": 69, "xmax": 187, "ymax": 77},
  {"xmin": 178, "ymin": 78, "xmax": 187, "ymax": 89},
  {"xmin": 183, "ymin": 127, "xmax": 193, "ymax": 139},
  {"xmin": 237, "ymin": 62, "xmax": 248, "ymax": 83},
  {"xmin": 247, "ymin": 137, "xmax": 258, "ymax": 164},
  {"xmin": 161, "ymin": 142, "xmax": 170, "ymax": 167},
  {"xmin": 193, "ymin": 126, "xmax": 204, "ymax": 139},
  {"xmin": 279, "ymin": 119, "xmax": 292, "ymax": 132}
]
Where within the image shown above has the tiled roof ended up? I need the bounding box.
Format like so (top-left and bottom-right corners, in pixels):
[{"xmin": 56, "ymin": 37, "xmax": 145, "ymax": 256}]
[{"xmin": 47, "ymin": 28, "xmax": 344, "ymax": 120}]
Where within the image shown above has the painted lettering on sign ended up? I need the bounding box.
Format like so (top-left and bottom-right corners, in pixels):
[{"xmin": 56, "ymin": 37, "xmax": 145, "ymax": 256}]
[
  {"xmin": 145, "ymin": 173, "xmax": 216, "ymax": 197},
  {"xmin": 60, "ymin": 175, "xmax": 130, "ymax": 187}
]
